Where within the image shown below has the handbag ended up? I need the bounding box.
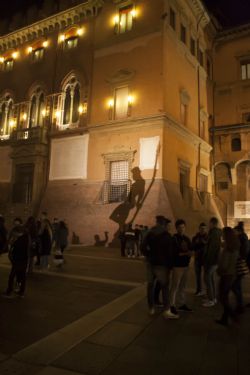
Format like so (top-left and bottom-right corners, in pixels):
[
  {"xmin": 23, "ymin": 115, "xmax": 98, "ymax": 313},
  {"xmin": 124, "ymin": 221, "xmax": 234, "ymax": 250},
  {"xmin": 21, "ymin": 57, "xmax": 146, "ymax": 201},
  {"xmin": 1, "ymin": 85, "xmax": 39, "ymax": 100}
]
[{"xmin": 237, "ymin": 257, "xmax": 249, "ymax": 276}]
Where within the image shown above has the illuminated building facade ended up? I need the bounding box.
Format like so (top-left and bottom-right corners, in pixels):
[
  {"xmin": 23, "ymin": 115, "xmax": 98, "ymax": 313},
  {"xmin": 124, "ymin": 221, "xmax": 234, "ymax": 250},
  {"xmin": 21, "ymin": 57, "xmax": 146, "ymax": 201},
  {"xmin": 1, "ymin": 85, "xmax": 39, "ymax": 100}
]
[
  {"xmin": 0, "ymin": 0, "xmax": 224, "ymax": 243},
  {"xmin": 212, "ymin": 23, "xmax": 250, "ymax": 230}
]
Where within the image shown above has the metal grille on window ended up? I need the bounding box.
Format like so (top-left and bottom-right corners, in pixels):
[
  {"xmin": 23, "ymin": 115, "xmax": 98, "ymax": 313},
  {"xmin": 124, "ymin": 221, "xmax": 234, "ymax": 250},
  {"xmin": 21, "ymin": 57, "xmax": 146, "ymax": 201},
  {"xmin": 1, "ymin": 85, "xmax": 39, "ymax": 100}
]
[{"xmin": 103, "ymin": 160, "xmax": 131, "ymax": 203}]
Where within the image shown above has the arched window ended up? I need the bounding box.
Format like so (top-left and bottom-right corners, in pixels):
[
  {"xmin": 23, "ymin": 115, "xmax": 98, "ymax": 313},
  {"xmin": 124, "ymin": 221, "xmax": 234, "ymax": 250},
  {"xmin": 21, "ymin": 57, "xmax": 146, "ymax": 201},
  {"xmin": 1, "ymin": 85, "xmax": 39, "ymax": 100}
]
[
  {"xmin": 231, "ymin": 136, "xmax": 241, "ymax": 152},
  {"xmin": 29, "ymin": 96, "xmax": 36, "ymax": 128},
  {"xmin": 0, "ymin": 96, "xmax": 14, "ymax": 137},
  {"xmin": 72, "ymin": 84, "xmax": 80, "ymax": 123},
  {"xmin": 62, "ymin": 76, "xmax": 81, "ymax": 126},
  {"xmin": 29, "ymin": 87, "xmax": 45, "ymax": 128},
  {"xmin": 63, "ymin": 86, "xmax": 71, "ymax": 125},
  {"xmin": 37, "ymin": 93, "xmax": 45, "ymax": 127}
]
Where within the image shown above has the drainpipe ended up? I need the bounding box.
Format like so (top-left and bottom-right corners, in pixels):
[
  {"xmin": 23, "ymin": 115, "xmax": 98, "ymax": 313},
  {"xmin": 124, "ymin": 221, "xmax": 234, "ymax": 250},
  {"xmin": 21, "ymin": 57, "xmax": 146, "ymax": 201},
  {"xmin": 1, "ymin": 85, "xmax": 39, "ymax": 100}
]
[{"xmin": 196, "ymin": 12, "xmax": 204, "ymax": 193}]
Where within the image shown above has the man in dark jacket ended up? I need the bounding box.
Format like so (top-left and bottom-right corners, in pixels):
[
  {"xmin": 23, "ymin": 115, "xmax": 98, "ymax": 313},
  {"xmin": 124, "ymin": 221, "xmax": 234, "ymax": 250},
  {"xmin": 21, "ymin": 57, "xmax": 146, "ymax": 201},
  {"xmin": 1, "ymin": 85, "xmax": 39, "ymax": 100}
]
[
  {"xmin": 3, "ymin": 218, "xmax": 30, "ymax": 298},
  {"xmin": 203, "ymin": 217, "xmax": 222, "ymax": 307},
  {"xmin": 170, "ymin": 219, "xmax": 193, "ymax": 315},
  {"xmin": 192, "ymin": 223, "xmax": 208, "ymax": 296},
  {"xmin": 143, "ymin": 216, "xmax": 177, "ymax": 319}
]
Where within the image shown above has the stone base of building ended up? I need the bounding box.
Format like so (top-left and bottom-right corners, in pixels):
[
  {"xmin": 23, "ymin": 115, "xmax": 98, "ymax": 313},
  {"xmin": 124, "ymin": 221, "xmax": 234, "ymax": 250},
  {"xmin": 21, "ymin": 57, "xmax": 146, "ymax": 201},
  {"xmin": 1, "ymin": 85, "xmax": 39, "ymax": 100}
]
[{"xmin": 39, "ymin": 179, "xmax": 222, "ymax": 245}]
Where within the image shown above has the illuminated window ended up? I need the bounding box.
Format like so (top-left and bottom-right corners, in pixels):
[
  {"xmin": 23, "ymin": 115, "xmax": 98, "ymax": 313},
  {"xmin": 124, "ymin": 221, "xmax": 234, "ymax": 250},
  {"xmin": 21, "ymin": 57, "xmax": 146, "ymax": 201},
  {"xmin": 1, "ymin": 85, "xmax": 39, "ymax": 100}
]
[
  {"xmin": 29, "ymin": 88, "xmax": 45, "ymax": 128},
  {"xmin": 32, "ymin": 47, "xmax": 44, "ymax": 62},
  {"xmin": 114, "ymin": 86, "xmax": 130, "ymax": 119},
  {"xmin": 170, "ymin": 8, "xmax": 176, "ymax": 30},
  {"xmin": 190, "ymin": 37, "xmax": 196, "ymax": 56},
  {"xmin": 231, "ymin": 136, "xmax": 241, "ymax": 152},
  {"xmin": 180, "ymin": 24, "xmax": 186, "ymax": 44},
  {"xmin": 4, "ymin": 58, "xmax": 14, "ymax": 72},
  {"xmin": 116, "ymin": 4, "xmax": 134, "ymax": 34},
  {"xmin": 65, "ymin": 36, "xmax": 78, "ymax": 50},
  {"xmin": 60, "ymin": 77, "xmax": 81, "ymax": 128},
  {"xmin": 0, "ymin": 96, "xmax": 14, "ymax": 138},
  {"xmin": 241, "ymin": 61, "xmax": 250, "ymax": 80}
]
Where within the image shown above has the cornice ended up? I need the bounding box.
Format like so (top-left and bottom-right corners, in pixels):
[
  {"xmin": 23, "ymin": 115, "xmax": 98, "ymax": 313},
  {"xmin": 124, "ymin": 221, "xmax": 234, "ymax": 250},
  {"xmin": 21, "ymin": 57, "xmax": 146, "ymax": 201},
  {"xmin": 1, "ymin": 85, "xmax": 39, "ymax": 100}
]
[
  {"xmin": 0, "ymin": 0, "xmax": 104, "ymax": 53},
  {"xmin": 88, "ymin": 112, "xmax": 212, "ymax": 154},
  {"xmin": 215, "ymin": 23, "xmax": 250, "ymax": 45},
  {"xmin": 188, "ymin": 0, "xmax": 210, "ymax": 27}
]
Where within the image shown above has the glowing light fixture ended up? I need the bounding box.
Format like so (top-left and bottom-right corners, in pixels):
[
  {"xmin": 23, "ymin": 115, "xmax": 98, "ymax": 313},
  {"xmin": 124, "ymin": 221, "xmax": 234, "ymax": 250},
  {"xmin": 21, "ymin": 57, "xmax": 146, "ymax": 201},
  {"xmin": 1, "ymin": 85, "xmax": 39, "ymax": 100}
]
[
  {"xmin": 108, "ymin": 99, "xmax": 114, "ymax": 108},
  {"xmin": 22, "ymin": 113, "xmax": 27, "ymax": 121},
  {"xmin": 12, "ymin": 51, "xmax": 19, "ymax": 59},
  {"xmin": 131, "ymin": 9, "xmax": 137, "ymax": 18},
  {"xmin": 55, "ymin": 110, "xmax": 61, "ymax": 118},
  {"xmin": 113, "ymin": 15, "xmax": 119, "ymax": 25},
  {"xmin": 59, "ymin": 34, "xmax": 65, "ymax": 42},
  {"xmin": 9, "ymin": 119, "xmax": 16, "ymax": 128},
  {"xmin": 43, "ymin": 40, "xmax": 49, "ymax": 48},
  {"xmin": 41, "ymin": 109, "xmax": 47, "ymax": 117},
  {"xmin": 77, "ymin": 28, "xmax": 84, "ymax": 36},
  {"xmin": 127, "ymin": 95, "xmax": 134, "ymax": 105},
  {"xmin": 27, "ymin": 46, "xmax": 33, "ymax": 53},
  {"xmin": 0, "ymin": 57, "xmax": 5, "ymax": 63}
]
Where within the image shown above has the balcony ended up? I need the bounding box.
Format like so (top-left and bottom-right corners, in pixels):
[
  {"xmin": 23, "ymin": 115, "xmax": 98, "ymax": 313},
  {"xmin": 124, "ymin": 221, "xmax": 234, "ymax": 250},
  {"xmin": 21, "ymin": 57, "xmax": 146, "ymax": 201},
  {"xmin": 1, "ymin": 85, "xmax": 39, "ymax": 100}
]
[{"xmin": 11, "ymin": 126, "xmax": 48, "ymax": 144}]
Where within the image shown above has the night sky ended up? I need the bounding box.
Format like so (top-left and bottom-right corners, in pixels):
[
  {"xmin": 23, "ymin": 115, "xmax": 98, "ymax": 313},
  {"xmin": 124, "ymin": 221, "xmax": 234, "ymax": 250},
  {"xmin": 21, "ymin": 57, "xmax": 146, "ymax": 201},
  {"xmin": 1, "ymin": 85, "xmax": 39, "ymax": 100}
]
[{"xmin": 0, "ymin": 0, "xmax": 249, "ymax": 28}]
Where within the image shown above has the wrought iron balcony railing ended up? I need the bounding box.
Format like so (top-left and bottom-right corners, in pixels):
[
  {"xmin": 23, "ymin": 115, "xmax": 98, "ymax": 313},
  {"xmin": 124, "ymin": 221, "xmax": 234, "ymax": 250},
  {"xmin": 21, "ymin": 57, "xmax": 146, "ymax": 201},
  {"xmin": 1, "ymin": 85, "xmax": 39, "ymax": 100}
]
[{"xmin": 10, "ymin": 126, "xmax": 48, "ymax": 144}]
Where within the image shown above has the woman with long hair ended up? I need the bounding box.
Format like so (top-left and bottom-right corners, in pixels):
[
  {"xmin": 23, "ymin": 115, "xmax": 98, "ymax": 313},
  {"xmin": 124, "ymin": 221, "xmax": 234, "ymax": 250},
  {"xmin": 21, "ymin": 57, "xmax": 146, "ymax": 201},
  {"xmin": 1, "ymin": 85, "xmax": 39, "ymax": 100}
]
[{"xmin": 216, "ymin": 227, "xmax": 240, "ymax": 326}]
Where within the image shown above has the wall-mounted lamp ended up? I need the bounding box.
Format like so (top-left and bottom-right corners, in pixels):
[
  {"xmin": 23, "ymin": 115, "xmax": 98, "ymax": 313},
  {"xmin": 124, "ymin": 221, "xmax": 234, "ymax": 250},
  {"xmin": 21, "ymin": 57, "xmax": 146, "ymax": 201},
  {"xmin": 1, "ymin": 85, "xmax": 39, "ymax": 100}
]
[
  {"xmin": 12, "ymin": 51, "xmax": 19, "ymax": 59},
  {"xmin": 42, "ymin": 40, "xmax": 49, "ymax": 48},
  {"xmin": 0, "ymin": 57, "xmax": 4, "ymax": 63},
  {"xmin": 27, "ymin": 46, "xmax": 33, "ymax": 54},
  {"xmin": 59, "ymin": 34, "xmax": 65, "ymax": 42},
  {"xmin": 77, "ymin": 28, "xmax": 84, "ymax": 36},
  {"xmin": 22, "ymin": 113, "xmax": 27, "ymax": 121}
]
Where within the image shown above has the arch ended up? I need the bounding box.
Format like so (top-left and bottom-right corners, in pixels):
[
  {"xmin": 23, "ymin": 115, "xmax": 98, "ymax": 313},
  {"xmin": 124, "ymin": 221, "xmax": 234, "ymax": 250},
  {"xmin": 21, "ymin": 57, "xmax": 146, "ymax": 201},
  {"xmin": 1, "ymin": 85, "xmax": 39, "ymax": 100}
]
[
  {"xmin": 235, "ymin": 158, "xmax": 250, "ymax": 169},
  {"xmin": 60, "ymin": 72, "xmax": 83, "ymax": 127},
  {"xmin": 0, "ymin": 94, "xmax": 14, "ymax": 137}
]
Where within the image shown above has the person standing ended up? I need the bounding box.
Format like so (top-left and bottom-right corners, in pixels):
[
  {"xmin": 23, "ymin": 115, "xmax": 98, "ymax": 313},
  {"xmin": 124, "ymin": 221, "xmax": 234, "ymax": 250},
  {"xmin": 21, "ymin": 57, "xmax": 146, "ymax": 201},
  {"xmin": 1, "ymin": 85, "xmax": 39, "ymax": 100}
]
[
  {"xmin": 134, "ymin": 224, "xmax": 141, "ymax": 257},
  {"xmin": 55, "ymin": 221, "xmax": 69, "ymax": 254},
  {"xmin": 192, "ymin": 223, "xmax": 208, "ymax": 296},
  {"xmin": 232, "ymin": 222, "xmax": 249, "ymax": 313},
  {"xmin": 125, "ymin": 224, "xmax": 136, "ymax": 258},
  {"xmin": 39, "ymin": 212, "xmax": 52, "ymax": 270},
  {"xmin": 0, "ymin": 215, "xmax": 7, "ymax": 254},
  {"xmin": 25, "ymin": 216, "xmax": 39, "ymax": 274},
  {"xmin": 170, "ymin": 219, "xmax": 193, "ymax": 315},
  {"xmin": 3, "ymin": 218, "xmax": 29, "ymax": 298},
  {"xmin": 142, "ymin": 216, "xmax": 177, "ymax": 319},
  {"xmin": 203, "ymin": 217, "xmax": 222, "ymax": 307},
  {"xmin": 216, "ymin": 227, "xmax": 240, "ymax": 326}
]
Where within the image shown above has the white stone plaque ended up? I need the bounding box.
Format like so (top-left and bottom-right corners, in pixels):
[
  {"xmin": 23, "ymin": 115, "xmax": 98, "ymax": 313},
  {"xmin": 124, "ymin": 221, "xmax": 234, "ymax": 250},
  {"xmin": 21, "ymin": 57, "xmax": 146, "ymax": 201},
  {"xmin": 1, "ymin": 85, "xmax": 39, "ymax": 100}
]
[
  {"xmin": 234, "ymin": 201, "xmax": 250, "ymax": 218},
  {"xmin": 0, "ymin": 146, "xmax": 12, "ymax": 182},
  {"xmin": 49, "ymin": 134, "xmax": 89, "ymax": 180},
  {"xmin": 139, "ymin": 136, "xmax": 160, "ymax": 170}
]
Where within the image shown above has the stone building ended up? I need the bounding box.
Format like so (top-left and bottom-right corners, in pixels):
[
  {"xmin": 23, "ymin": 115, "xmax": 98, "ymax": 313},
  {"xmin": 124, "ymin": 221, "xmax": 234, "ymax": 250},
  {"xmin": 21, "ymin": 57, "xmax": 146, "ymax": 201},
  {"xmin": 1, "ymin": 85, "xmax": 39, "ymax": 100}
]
[
  {"xmin": 212, "ymin": 23, "xmax": 250, "ymax": 231},
  {"xmin": 0, "ymin": 0, "xmax": 223, "ymax": 244}
]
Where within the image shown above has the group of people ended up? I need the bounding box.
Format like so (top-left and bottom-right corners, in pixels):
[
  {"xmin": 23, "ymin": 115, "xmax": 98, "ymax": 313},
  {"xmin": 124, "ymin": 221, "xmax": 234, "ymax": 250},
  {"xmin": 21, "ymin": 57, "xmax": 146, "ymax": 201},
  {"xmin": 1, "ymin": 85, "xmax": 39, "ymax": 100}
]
[
  {"xmin": 142, "ymin": 215, "xmax": 250, "ymax": 326},
  {"xmin": 0, "ymin": 213, "xmax": 69, "ymax": 298},
  {"xmin": 119, "ymin": 224, "xmax": 149, "ymax": 258}
]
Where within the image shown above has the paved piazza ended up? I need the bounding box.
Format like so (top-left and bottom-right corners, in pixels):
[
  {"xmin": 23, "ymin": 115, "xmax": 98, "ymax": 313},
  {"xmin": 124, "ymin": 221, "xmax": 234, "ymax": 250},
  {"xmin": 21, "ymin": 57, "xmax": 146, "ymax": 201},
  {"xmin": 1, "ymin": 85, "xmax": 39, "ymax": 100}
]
[{"xmin": 0, "ymin": 246, "xmax": 250, "ymax": 375}]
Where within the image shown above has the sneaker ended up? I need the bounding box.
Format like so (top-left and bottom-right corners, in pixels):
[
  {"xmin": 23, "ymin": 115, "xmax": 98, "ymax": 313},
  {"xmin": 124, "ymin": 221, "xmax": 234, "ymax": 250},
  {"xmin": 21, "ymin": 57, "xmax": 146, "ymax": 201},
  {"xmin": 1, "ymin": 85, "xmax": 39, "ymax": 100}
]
[
  {"xmin": 163, "ymin": 309, "xmax": 179, "ymax": 319},
  {"xmin": 148, "ymin": 307, "xmax": 156, "ymax": 316},
  {"xmin": 202, "ymin": 300, "xmax": 215, "ymax": 307},
  {"xmin": 170, "ymin": 306, "xmax": 178, "ymax": 315},
  {"xmin": 178, "ymin": 304, "xmax": 193, "ymax": 312},
  {"xmin": 196, "ymin": 291, "xmax": 206, "ymax": 297}
]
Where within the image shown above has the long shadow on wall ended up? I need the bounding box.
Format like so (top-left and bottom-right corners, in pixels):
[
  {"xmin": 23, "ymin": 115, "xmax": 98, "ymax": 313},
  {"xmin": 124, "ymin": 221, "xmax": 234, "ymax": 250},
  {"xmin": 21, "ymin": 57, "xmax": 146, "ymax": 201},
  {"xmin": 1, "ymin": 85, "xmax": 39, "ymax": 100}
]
[{"xmin": 109, "ymin": 145, "xmax": 160, "ymax": 246}]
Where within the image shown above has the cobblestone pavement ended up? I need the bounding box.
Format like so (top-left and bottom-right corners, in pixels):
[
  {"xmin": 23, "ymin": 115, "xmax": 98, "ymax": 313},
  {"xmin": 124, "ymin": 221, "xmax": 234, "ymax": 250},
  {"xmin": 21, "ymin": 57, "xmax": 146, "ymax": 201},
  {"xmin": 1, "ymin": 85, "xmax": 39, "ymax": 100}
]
[{"xmin": 0, "ymin": 246, "xmax": 250, "ymax": 375}]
